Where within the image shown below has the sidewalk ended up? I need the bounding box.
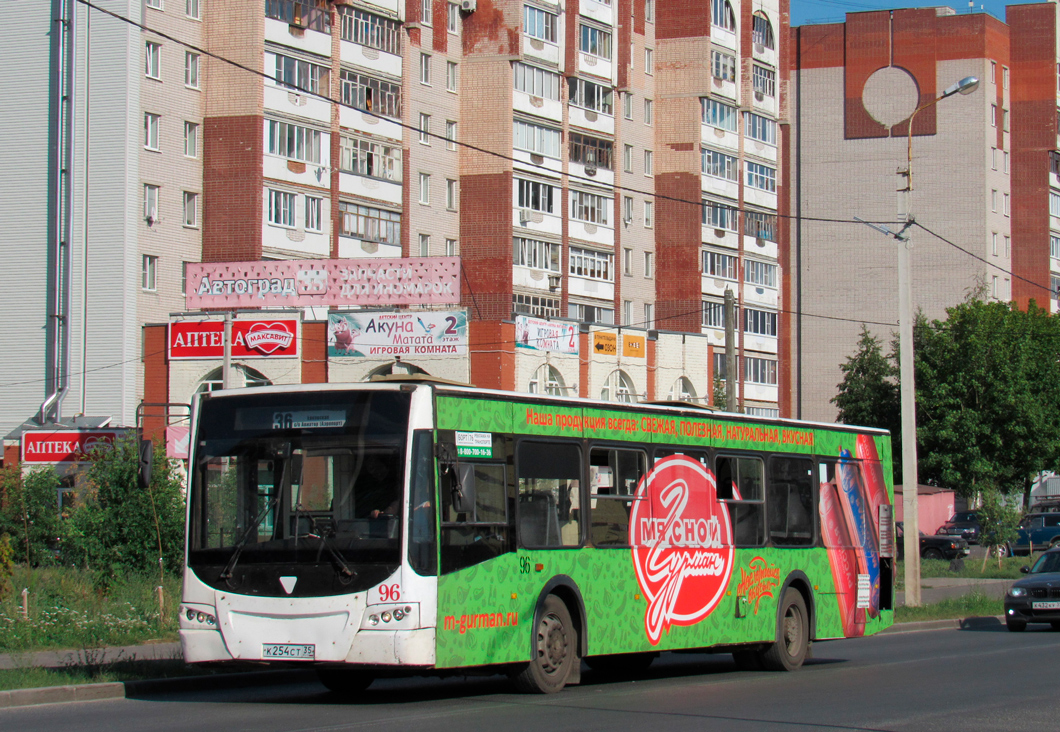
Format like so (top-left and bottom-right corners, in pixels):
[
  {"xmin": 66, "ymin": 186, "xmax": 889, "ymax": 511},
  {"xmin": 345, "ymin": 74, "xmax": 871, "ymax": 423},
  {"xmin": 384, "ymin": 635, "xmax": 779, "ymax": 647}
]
[
  {"xmin": 0, "ymin": 641, "xmax": 181, "ymax": 671},
  {"xmin": 895, "ymin": 576, "xmax": 1012, "ymax": 606}
]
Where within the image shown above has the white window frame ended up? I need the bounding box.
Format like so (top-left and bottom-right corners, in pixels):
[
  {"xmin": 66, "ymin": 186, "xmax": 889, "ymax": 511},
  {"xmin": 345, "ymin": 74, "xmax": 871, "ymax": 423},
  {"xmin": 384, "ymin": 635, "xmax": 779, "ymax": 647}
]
[
  {"xmin": 446, "ymin": 178, "xmax": 458, "ymax": 210},
  {"xmin": 569, "ymin": 246, "xmax": 614, "ymax": 282},
  {"xmin": 446, "ymin": 61, "xmax": 458, "ymax": 92},
  {"xmin": 146, "ymin": 0, "xmax": 163, "ymax": 10},
  {"xmin": 186, "ymin": 0, "xmax": 200, "ymax": 20},
  {"xmin": 702, "ymin": 148, "xmax": 738, "ymax": 181},
  {"xmin": 702, "ymin": 98, "xmax": 738, "ymax": 131},
  {"xmin": 144, "ymin": 112, "xmax": 160, "ymax": 151},
  {"xmin": 623, "ymin": 144, "xmax": 633, "ymax": 173},
  {"xmin": 744, "ymin": 258, "xmax": 778, "ymax": 288},
  {"xmin": 623, "ymin": 196, "xmax": 633, "ymax": 224},
  {"xmin": 184, "ymin": 121, "xmax": 198, "ymax": 158},
  {"xmin": 420, "ymin": 53, "xmax": 431, "ymax": 85},
  {"xmin": 514, "ymin": 62, "xmax": 561, "ymax": 100},
  {"xmin": 185, "ymin": 51, "xmax": 200, "ymax": 89},
  {"xmin": 419, "ymin": 172, "xmax": 431, "ymax": 205},
  {"xmin": 517, "ymin": 178, "xmax": 555, "ymax": 213},
  {"xmin": 268, "ymin": 189, "xmax": 297, "ymax": 228},
  {"xmin": 745, "ymin": 112, "xmax": 777, "ymax": 145},
  {"xmin": 643, "ymin": 250, "xmax": 654, "ymax": 277},
  {"xmin": 643, "ymin": 303, "xmax": 654, "ymax": 329},
  {"xmin": 514, "ymin": 119, "xmax": 561, "ymax": 158},
  {"xmin": 445, "ymin": 120, "xmax": 457, "ymax": 151},
  {"xmin": 421, "ymin": 0, "xmax": 433, "ymax": 25},
  {"xmin": 267, "ymin": 119, "xmax": 323, "ymax": 164},
  {"xmin": 446, "ymin": 238, "xmax": 457, "ymax": 256},
  {"xmin": 745, "ymin": 356, "xmax": 778, "ymax": 385},
  {"xmin": 703, "ymin": 200, "xmax": 739, "ymax": 231},
  {"xmin": 514, "ymin": 237, "xmax": 560, "ymax": 272},
  {"xmin": 182, "ymin": 191, "xmax": 199, "ymax": 228},
  {"xmin": 579, "ymin": 23, "xmax": 612, "ymax": 60},
  {"xmin": 419, "ymin": 233, "xmax": 431, "ymax": 256},
  {"xmin": 623, "ymin": 92, "xmax": 633, "ymax": 120},
  {"xmin": 703, "ymin": 249, "xmax": 737, "ymax": 279},
  {"xmin": 711, "ymin": 50, "xmax": 736, "ymax": 82},
  {"xmin": 142, "ymin": 255, "xmax": 158, "ymax": 291},
  {"xmin": 645, "ymin": 48, "xmax": 654, "ymax": 75},
  {"xmin": 644, "ymin": 98, "xmax": 653, "ymax": 125},
  {"xmin": 145, "ymin": 41, "xmax": 161, "ymax": 79},
  {"xmin": 448, "ymin": 1, "xmax": 460, "ymax": 32},
  {"xmin": 753, "ymin": 65, "xmax": 776, "ymax": 98},
  {"xmin": 570, "ymin": 189, "xmax": 611, "ymax": 225},
  {"xmin": 746, "ymin": 161, "xmax": 776, "ymax": 193},
  {"xmin": 305, "ymin": 196, "xmax": 323, "ymax": 232},
  {"xmin": 144, "ymin": 184, "xmax": 159, "ymax": 223},
  {"xmin": 644, "ymin": 150, "xmax": 653, "ymax": 176},
  {"xmin": 643, "ymin": 200, "xmax": 654, "ymax": 228},
  {"xmin": 744, "ymin": 307, "xmax": 777, "ymax": 337},
  {"xmin": 524, "ymin": 5, "xmax": 558, "ymax": 43},
  {"xmin": 419, "ymin": 113, "xmax": 431, "ymax": 145}
]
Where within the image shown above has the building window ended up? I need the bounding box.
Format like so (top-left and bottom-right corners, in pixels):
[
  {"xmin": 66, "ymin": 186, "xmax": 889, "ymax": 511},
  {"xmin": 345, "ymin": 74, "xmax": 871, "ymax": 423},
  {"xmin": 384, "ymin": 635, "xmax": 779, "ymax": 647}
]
[
  {"xmin": 144, "ymin": 112, "xmax": 160, "ymax": 150},
  {"xmin": 744, "ymin": 259, "xmax": 777, "ymax": 287},
  {"xmin": 702, "ymin": 148, "xmax": 738, "ymax": 181},
  {"xmin": 624, "ymin": 300, "xmax": 632, "ymax": 325},
  {"xmin": 623, "ymin": 247, "xmax": 632, "ymax": 274},
  {"xmin": 569, "ymin": 77, "xmax": 614, "ymax": 115},
  {"xmin": 514, "ymin": 292, "xmax": 561, "ymax": 318},
  {"xmin": 181, "ymin": 261, "xmax": 188, "ymax": 296},
  {"xmin": 570, "ymin": 190, "xmax": 611, "ymax": 225},
  {"xmin": 991, "ymin": 61, "xmax": 997, "ymax": 83},
  {"xmin": 517, "ymin": 178, "xmax": 555, "ymax": 213},
  {"xmin": 339, "ymin": 7, "xmax": 401, "ymax": 55},
  {"xmin": 274, "ymin": 53, "xmax": 329, "ymax": 95},
  {"xmin": 570, "ymin": 302, "xmax": 615, "ymax": 325},
  {"xmin": 267, "ymin": 119, "xmax": 323, "ymax": 163},
  {"xmin": 145, "ymin": 41, "xmax": 161, "ymax": 79},
  {"xmin": 1051, "ymin": 234, "xmax": 1060, "ymax": 259},
  {"xmin": 419, "ymin": 173, "xmax": 431, "ymax": 204},
  {"xmin": 643, "ymin": 251, "xmax": 654, "ymax": 277},
  {"xmin": 644, "ymin": 303, "xmax": 654, "ymax": 329},
  {"xmin": 448, "ymin": 2, "xmax": 459, "ymax": 32},
  {"xmin": 702, "ymin": 98, "xmax": 738, "ymax": 131},
  {"xmin": 991, "ymin": 104, "xmax": 997, "ymax": 127},
  {"xmin": 514, "ymin": 62, "xmax": 561, "ymax": 100},
  {"xmin": 702, "ymin": 200, "xmax": 739, "ymax": 231},
  {"xmin": 1004, "ymin": 151, "xmax": 1010, "ymax": 174},
  {"xmin": 703, "ymin": 249, "xmax": 737, "ymax": 279},
  {"xmin": 711, "ymin": 51, "xmax": 736, "ymax": 82},
  {"xmin": 992, "ymin": 275, "xmax": 999, "ymax": 298},
  {"xmin": 419, "ymin": 233, "xmax": 431, "ymax": 256},
  {"xmin": 184, "ymin": 121, "xmax": 198, "ymax": 157},
  {"xmin": 339, "ymin": 135, "xmax": 403, "ymax": 181},
  {"xmin": 623, "ymin": 144, "xmax": 633, "ymax": 173},
  {"xmin": 186, "ymin": 0, "xmax": 200, "ymax": 19},
  {"xmin": 339, "ymin": 202, "xmax": 401, "ymax": 245},
  {"xmin": 528, "ymin": 364, "xmax": 566, "ymax": 396},
  {"xmin": 600, "ymin": 369, "xmax": 635, "ymax": 402},
  {"xmin": 305, "ymin": 196, "xmax": 323, "ymax": 231},
  {"xmin": 185, "ymin": 52, "xmax": 200, "ymax": 89},
  {"xmin": 623, "ymin": 92, "xmax": 633, "ymax": 119},
  {"xmin": 746, "ymin": 161, "xmax": 776, "ymax": 192},
  {"xmin": 144, "ymin": 184, "xmax": 159, "ymax": 223},
  {"xmin": 713, "ymin": 0, "xmax": 735, "ymax": 31},
  {"xmin": 645, "ymin": 48, "xmax": 654, "ymax": 75},
  {"xmin": 142, "ymin": 255, "xmax": 158, "ymax": 291},
  {"xmin": 420, "ymin": 53, "xmax": 431, "ymax": 85},
  {"xmin": 991, "ymin": 148, "xmax": 998, "ymax": 170},
  {"xmin": 744, "ymin": 308, "xmax": 777, "ymax": 337},
  {"xmin": 645, "ymin": 0, "xmax": 654, "ymax": 22},
  {"xmin": 643, "ymin": 201, "xmax": 653, "ymax": 228},
  {"xmin": 1005, "ymin": 235, "xmax": 1010, "ymax": 256},
  {"xmin": 419, "ymin": 113, "xmax": 431, "ymax": 144},
  {"xmin": 745, "ymin": 406, "xmax": 779, "ymax": 418},
  {"xmin": 752, "ymin": 12, "xmax": 774, "ymax": 49},
  {"xmin": 753, "ymin": 65, "xmax": 776, "ymax": 98},
  {"xmin": 745, "ymin": 112, "xmax": 777, "ymax": 145},
  {"xmin": 579, "ymin": 24, "xmax": 612, "ymax": 60},
  {"xmin": 569, "ymin": 133, "xmax": 613, "ymax": 170},
  {"xmin": 570, "ymin": 247, "xmax": 614, "ymax": 281},
  {"xmin": 644, "ymin": 150, "xmax": 653, "ymax": 176},
  {"xmin": 992, "ymin": 232, "xmax": 998, "ymax": 256},
  {"xmin": 341, "ymin": 70, "xmax": 402, "ymax": 119},
  {"xmin": 514, "ymin": 119, "xmax": 561, "ymax": 158},
  {"xmin": 265, "ymin": 0, "xmax": 330, "ymax": 32},
  {"xmin": 421, "ymin": 0, "xmax": 433, "ymax": 24},
  {"xmin": 183, "ymin": 191, "xmax": 198, "ymax": 228},
  {"xmin": 146, "ymin": 0, "xmax": 162, "ymax": 9},
  {"xmin": 1003, "ymin": 108, "xmax": 1009, "ymax": 131},
  {"xmin": 644, "ymin": 98, "xmax": 653, "ymax": 125},
  {"xmin": 745, "ymin": 211, "xmax": 777, "ymax": 242},
  {"xmin": 1004, "ymin": 192, "xmax": 1010, "ymax": 216},
  {"xmin": 446, "ymin": 179, "xmax": 458, "ymax": 210},
  {"xmin": 445, "ymin": 120, "xmax": 457, "ymax": 151},
  {"xmin": 745, "ymin": 356, "xmax": 778, "ymax": 385},
  {"xmin": 514, "ymin": 237, "xmax": 560, "ymax": 272},
  {"xmin": 446, "ymin": 238, "xmax": 457, "ymax": 256},
  {"xmin": 446, "ymin": 61, "xmax": 458, "ymax": 92},
  {"xmin": 268, "ymin": 189, "xmax": 297, "ymax": 227},
  {"xmin": 1003, "ymin": 66, "xmax": 1009, "ymax": 89},
  {"xmin": 991, "ymin": 189, "xmax": 998, "ymax": 212},
  {"xmin": 1052, "ymin": 192, "xmax": 1060, "ymax": 217},
  {"xmin": 702, "ymin": 300, "xmax": 726, "ymax": 328},
  {"xmin": 524, "ymin": 5, "xmax": 558, "ymax": 43}
]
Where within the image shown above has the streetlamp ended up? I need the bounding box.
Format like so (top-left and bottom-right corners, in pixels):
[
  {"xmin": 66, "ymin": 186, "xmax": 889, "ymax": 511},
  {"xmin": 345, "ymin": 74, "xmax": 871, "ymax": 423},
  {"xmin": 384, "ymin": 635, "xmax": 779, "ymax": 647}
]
[{"xmin": 897, "ymin": 75, "xmax": 978, "ymax": 607}]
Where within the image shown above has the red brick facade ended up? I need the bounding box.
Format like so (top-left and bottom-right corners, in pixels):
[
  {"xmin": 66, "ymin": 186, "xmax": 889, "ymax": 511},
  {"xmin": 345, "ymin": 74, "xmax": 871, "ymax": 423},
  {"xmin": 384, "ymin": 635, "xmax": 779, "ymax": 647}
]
[
  {"xmin": 141, "ymin": 324, "xmax": 170, "ymax": 443},
  {"xmin": 203, "ymin": 115, "xmax": 264, "ymax": 262}
]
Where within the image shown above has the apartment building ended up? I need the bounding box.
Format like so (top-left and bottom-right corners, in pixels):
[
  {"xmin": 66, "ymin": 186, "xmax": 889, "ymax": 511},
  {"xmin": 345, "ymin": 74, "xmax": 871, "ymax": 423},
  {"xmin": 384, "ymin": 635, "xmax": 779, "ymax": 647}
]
[{"xmin": 0, "ymin": 1, "xmax": 203, "ymax": 450}]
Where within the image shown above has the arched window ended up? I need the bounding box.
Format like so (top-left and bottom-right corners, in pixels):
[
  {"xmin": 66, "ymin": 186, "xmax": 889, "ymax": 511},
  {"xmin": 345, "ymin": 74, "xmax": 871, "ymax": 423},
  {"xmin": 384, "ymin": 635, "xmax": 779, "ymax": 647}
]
[
  {"xmin": 752, "ymin": 12, "xmax": 774, "ymax": 50},
  {"xmin": 196, "ymin": 365, "xmax": 271, "ymax": 394},
  {"xmin": 712, "ymin": 0, "xmax": 736, "ymax": 32},
  {"xmin": 366, "ymin": 360, "xmax": 430, "ymax": 379},
  {"xmin": 600, "ymin": 369, "xmax": 636, "ymax": 403},
  {"xmin": 667, "ymin": 376, "xmax": 697, "ymax": 403},
  {"xmin": 528, "ymin": 364, "xmax": 566, "ymax": 396}
]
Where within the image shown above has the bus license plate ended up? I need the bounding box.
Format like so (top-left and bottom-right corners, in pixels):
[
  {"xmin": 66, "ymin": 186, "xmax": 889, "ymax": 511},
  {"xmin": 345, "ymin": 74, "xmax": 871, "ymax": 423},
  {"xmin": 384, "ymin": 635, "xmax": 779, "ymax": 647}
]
[
  {"xmin": 262, "ymin": 643, "xmax": 315, "ymax": 660},
  {"xmin": 1032, "ymin": 601, "xmax": 1060, "ymax": 610}
]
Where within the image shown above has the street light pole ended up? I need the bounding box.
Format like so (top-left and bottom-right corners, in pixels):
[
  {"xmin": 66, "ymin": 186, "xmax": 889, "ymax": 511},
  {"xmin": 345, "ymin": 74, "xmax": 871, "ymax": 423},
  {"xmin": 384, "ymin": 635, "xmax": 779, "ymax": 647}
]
[{"xmin": 897, "ymin": 75, "xmax": 979, "ymax": 607}]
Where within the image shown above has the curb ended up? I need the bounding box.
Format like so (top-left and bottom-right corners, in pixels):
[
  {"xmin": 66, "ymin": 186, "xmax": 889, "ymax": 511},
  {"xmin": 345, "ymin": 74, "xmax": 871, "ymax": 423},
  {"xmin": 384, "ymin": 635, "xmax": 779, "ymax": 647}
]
[
  {"xmin": 0, "ymin": 669, "xmax": 317, "ymax": 711},
  {"xmin": 881, "ymin": 615, "xmax": 1005, "ymax": 634}
]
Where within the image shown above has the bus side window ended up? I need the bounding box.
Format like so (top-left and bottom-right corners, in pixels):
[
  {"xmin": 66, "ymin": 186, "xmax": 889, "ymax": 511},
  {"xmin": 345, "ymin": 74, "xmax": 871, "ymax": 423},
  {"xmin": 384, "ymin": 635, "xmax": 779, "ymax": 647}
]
[
  {"xmin": 439, "ymin": 461, "xmax": 509, "ymax": 574},
  {"xmin": 767, "ymin": 457, "xmax": 815, "ymax": 546},
  {"xmin": 516, "ymin": 441, "xmax": 582, "ymax": 548},
  {"xmin": 716, "ymin": 455, "xmax": 765, "ymax": 547},
  {"xmin": 589, "ymin": 447, "xmax": 646, "ymax": 547}
]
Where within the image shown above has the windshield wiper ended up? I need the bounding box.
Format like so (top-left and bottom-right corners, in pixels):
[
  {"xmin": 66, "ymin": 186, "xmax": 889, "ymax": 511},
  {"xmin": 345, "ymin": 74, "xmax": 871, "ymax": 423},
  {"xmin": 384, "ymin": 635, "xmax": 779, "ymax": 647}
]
[
  {"xmin": 304, "ymin": 521, "xmax": 357, "ymax": 583},
  {"xmin": 219, "ymin": 455, "xmax": 291, "ymax": 583}
]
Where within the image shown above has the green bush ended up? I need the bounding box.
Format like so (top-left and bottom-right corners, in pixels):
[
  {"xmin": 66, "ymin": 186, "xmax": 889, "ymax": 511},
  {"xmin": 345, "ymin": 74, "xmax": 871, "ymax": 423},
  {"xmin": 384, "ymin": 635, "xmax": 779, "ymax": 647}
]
[
  {"xmin": 0, "ymin": 465, "xmax": 62, "ymax": 567},
  {"xmin": 63, "ymin": 436, "xmax": 186, "ymax": 583}
]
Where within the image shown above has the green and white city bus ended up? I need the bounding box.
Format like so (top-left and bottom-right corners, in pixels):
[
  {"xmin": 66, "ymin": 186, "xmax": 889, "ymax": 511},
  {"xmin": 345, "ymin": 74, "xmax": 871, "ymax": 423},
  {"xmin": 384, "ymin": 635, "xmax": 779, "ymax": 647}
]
[{"xmin": 180, "ymin": 377, "xmax": 895, "ymax": 693}]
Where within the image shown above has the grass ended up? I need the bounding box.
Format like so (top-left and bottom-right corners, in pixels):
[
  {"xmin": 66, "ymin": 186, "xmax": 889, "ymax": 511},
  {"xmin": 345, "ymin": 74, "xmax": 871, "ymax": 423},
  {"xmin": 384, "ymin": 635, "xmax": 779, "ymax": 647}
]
[
  {"xmin": 894, "ymin": 554, "xmax": 1038, "ymax": 589},
  {"xmin": 0, "ymin": 658, "xmax": 205, "ymax": 692},
  {"xmin": 894, "ymin": 589, "xmax": 1003, "ymax": 623},
  {"xmin": 0, "ymin": 566, "xmax": 180, "ymax": 653}
]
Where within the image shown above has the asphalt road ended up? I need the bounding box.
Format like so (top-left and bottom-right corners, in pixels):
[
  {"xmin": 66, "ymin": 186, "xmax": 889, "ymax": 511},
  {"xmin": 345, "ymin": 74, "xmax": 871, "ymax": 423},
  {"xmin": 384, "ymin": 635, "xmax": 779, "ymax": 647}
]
[{"xmin": 4, "ymin": 625, "xmax": 1060, "ymax": 732}]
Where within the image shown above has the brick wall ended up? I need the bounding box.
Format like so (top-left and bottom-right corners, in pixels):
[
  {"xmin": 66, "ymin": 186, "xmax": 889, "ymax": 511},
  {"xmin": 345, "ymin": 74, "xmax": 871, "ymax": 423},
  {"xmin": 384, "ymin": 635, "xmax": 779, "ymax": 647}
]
[
  {"xmin": 141, "ymin": 324, "xmax": 169, "ymax": 442},
  {"xmin": 469, "ymin": 320, "xmax": 516, "ymax": 389},
  {"xmin": 301, "ymin": 322, "xmax": 328, "ymax": 383},
  {"xmin": 203, "ymin": 115, "xmax": 264, "ymax": 262}
]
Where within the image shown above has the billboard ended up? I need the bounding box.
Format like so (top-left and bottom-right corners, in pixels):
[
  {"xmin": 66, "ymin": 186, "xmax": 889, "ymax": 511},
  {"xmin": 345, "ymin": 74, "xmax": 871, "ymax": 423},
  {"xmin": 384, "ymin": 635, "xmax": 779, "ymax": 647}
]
[
  {"xmin": 515, "ymin": 316, "xmax": 579, "ymax": 354},
  {"xmin": 22, "ymin": 430, "xmax": 126, "ymax": 464},
  {"xmin": 169, "ymin": 320, "xmax": 299, "ymax": 360},
  {"xmin": 185, "ymin": 257, "xmax": 460, "ymax": 309},
  {"xmin": 328, "ymin": 311, "xmax": 468, "ymax": 358}
]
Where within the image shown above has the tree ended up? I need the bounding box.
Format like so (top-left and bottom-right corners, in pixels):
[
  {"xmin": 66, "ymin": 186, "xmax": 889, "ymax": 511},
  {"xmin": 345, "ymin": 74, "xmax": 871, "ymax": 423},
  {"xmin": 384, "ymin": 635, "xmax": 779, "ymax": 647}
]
[
  {"xmin": 976, "ymin": 488, "xmax": 1021, "ymax": 568},
  {"xmin": 0, "ymin": 465, "xmax": 62, "ymax": 566},
  {"xmin": 64, "ymin": 435, "xmax": 186, "ymax": 582}
]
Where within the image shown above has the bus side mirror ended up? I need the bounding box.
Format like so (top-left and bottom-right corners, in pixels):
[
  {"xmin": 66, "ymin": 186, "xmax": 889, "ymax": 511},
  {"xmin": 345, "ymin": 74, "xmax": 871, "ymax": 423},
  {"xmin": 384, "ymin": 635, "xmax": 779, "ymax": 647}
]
[
  {"xmin": 138, "ymin": 439, "xmax": 154, "ymax": 489},
  {"xmin": 451, "ymin": 463, "xmax": 476, "ymax": 516}
]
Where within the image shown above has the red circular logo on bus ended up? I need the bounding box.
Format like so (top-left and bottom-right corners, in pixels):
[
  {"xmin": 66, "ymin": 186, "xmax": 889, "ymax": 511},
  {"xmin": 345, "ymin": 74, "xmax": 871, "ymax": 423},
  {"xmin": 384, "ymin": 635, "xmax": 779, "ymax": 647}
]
[{"xmin": 630, "ymin": 455, "xmax": 734, "ymax": 645}]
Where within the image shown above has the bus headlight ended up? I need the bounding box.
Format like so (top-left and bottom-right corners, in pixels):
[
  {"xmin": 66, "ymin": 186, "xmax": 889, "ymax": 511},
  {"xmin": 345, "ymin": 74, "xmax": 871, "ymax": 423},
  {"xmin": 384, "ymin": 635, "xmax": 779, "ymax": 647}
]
[{"xmin": 180, "ymin": 605, "xmax": 218, "ymax": 629}]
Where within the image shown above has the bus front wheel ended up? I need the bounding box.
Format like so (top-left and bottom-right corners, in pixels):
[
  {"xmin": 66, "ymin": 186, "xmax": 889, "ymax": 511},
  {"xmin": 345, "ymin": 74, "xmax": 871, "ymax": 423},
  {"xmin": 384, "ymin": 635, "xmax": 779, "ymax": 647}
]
[
  {"xmin": 512, "ymin": 595, "xmax": 576, "ymax": 693},
  {"xmin": 759, "ymin": 588, "xmax": 809, "ymax": 672}
]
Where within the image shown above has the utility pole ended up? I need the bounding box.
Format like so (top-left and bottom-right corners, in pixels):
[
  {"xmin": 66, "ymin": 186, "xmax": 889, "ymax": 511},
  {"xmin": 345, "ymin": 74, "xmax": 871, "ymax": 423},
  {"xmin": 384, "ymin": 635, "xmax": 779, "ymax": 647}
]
[
  {"xmin": 724, "ymin": 289, "xmax": 737, "ymax": 412},
  {"xmin": 222, "ymin": 311, "xmax": 233, "ymax": 389}
]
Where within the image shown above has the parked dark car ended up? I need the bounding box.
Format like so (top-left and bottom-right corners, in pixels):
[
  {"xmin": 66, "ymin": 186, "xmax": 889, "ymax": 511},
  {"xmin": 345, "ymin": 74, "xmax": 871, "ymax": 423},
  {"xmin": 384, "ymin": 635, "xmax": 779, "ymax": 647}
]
[
  {"xmin": 1004, "ymin": 548, "xmax": 1060, "ymax": 632},
  {"xmin": 896, "ymin": 522, "xmax": 970, "ymax": 560},
  {"xmin": 939, "ymin": 511, "xmax": 981, "ymax": 544},
  {"xmin": 1008, "ymin": 513, "xmax": 1060, "ymax": 556}
]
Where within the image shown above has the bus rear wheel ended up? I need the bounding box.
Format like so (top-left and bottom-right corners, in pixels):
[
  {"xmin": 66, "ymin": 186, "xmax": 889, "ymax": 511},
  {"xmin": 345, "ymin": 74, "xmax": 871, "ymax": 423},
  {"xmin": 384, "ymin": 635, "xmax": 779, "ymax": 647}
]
[
  {"xmin": 759, "ymin": 589, "xmax": 809, "ymax": 672},
  {"xmin": 316, "ymin": 668, "xmax": 373, "ymax": 696},
  {"xmin": 512, "ymin": 595, "xmax": 576, "ymax": 694}
]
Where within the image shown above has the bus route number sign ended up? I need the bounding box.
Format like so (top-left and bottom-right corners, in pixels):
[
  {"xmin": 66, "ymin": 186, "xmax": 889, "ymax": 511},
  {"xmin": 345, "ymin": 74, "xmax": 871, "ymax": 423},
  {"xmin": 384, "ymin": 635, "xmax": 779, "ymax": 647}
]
[{"xmin": 455, "ymin": 431, "xmax": 493, "ymax": 458}]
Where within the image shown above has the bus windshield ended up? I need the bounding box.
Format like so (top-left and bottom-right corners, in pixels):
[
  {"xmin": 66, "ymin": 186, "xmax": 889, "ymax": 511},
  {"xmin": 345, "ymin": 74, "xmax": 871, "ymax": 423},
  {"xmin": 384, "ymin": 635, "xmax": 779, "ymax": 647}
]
[{"xmin": 188, "ymin": 389, "xmax": 411, "ymax": 597}]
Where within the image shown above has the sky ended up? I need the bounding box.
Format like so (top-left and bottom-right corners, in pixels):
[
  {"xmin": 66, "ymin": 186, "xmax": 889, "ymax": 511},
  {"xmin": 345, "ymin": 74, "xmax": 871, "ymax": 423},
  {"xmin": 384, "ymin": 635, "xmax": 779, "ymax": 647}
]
[{"xmin": 790, "ymin": 0, "xmax": 1046, "ymax": 27}]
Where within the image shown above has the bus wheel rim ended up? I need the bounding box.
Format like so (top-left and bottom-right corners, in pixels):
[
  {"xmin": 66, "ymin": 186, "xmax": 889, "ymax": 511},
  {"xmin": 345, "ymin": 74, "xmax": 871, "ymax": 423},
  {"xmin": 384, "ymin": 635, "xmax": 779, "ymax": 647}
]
[{"xmin": 538, "ymin": 613, "xmax": 568, "ymax": 674}]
